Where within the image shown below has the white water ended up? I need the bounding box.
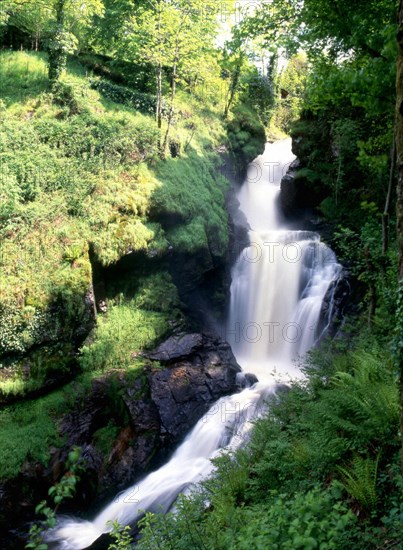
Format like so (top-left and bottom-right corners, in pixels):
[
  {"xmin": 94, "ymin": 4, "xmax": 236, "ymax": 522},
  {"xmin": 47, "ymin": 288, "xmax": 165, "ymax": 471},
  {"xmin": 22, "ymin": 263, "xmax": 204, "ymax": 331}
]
[{"xmin": 49, "ymin": 139, "xmax": 341, "ymax": 549}]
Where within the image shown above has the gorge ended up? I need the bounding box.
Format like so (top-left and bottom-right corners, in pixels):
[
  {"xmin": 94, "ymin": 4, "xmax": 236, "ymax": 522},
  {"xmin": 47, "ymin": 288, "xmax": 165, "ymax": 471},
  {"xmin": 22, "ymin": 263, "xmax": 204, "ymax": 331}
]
[
  {"xmin": 0, "ymin": 0, "xmax": 402, "ymax": 547},
  {"xmin": 48, "ymin": 139, "xmax": 343, "ymax": 549}
]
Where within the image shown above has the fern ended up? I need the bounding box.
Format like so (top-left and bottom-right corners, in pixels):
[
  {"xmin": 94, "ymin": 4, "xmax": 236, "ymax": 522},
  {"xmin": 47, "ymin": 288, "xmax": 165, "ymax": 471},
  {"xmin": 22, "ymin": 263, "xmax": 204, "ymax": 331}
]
[{"xmin": 337, "ymin": 454, "xmax": 380, "ymax": 511}]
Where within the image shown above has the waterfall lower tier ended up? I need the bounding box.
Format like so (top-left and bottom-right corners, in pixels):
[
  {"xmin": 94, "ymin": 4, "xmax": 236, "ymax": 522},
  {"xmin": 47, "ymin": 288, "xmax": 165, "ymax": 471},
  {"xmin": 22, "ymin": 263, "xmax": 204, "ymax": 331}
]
[
  {"xmin": 227, "ymin": 230, "xmax": 341, "ymax": 383},
  {"xmin": 46, "ymin": 387, "xmax": 272, "ymax": 549},
  {"xmin": 50, "ymin": 139, "xmax": 341, "ymax": 549}
]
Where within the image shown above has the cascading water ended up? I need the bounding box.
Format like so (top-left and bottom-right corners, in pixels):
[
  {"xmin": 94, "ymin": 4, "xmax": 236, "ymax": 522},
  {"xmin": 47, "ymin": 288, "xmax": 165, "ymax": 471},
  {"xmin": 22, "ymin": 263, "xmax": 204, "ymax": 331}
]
[
  {"xmin": 48, "ymin": 139, "xmax": 341, "ymax": 549},
  {"xmin": 227, "ymin": 140, "xmax": 341, "ymax": 382}
]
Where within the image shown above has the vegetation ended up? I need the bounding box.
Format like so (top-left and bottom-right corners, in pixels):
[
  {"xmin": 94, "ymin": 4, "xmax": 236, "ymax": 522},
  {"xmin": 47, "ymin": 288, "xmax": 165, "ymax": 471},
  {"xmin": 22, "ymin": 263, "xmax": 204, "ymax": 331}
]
[
  {"xmin": 0, "ymin": 48, "xmax": 247, "ymax": 399},
  {"xmin": 136, "ymin": 343, "xmax": 402, "ymax": 549},
  {"xmin": 0, "ymin": 0, "xmax": 264, "ymax": 491},
  {"xmin": 0, "ymin": 0, "xmax": 402, "ymax": 548},
  {"xmin": 27, "ymin": 447, "xmax": 83, "ymax": 550}
]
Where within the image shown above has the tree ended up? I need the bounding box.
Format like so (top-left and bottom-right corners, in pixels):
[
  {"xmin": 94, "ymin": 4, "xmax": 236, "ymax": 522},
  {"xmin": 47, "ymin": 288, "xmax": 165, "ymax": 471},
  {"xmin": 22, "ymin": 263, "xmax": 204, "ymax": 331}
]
[
  {"xmin": 396, "ymin": 0, "xmax": 403, "ymax": 475},
  {"xmin": 0, "ymin": 0, "xmax": 103, "ymax": 82},
  {"xmin": 120, "ymin": 0, "xmax": 219, "ymax": 156},
  {"xmin": 221, "ymin": 31, "xmax": 249, "ymax": 119},
  {"xmin": 1, "ymin": 0, "xmax": 50, "ymax": 50},
  {"xmin": 48, "ymin": 0, "xmax": 103, "ymax": 84},
  {"xmin": 274, "ymin": 52, "xmax": 308, "ymax": 132}
]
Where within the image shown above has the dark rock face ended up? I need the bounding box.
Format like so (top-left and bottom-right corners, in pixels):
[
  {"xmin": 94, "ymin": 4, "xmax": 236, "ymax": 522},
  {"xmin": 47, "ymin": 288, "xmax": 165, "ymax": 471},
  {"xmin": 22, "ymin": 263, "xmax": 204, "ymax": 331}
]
[
  {"xmin": 280, "ymin": 159, "xmax": 328, "ymax": 219},
  {"xmin": 226, "ymin": 184, "xmax": 250, "ymax": 265},
  {"xmin": 0, "ymin": 333, "xmax": 241, "ymax": 546},
  {"xmin": 149, "ymin": 334, "xmax": 241, "ymax": 442},
  {"xmin": 280, "ymin": 159, "xmax": 311, "ymax": 218},
  {"xmin": 146, "ymin": 333, "xmax": 203, "ymax": 362},
  {"xmin": 318, "ymin": 269, "xmax": 352, "ymax": 338}
]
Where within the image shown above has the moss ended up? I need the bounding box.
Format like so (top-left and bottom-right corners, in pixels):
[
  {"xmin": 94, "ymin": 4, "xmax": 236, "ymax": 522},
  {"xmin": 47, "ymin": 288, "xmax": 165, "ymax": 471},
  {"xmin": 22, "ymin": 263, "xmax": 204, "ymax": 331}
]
[
  {"xmin": 0, "ymin": 344, "xmax": 75, "ymax": 399},
  {"xmin": 0, "ymin": 389, "xmax": 67, "ymax": 479},
  {"xmin": 227, "ymin": 103, "xmax": 266, "ymax": 169},
  {"xmin": 93, "ymin": 421, "xmax": 121, "ymax": 456},
  {"xmin": 79, "ymin": 272, "xmax": 178, "ymax": 374},
  {"xmin": 152, "ymin": 151, "xmax": 229, "ymax": 256}
]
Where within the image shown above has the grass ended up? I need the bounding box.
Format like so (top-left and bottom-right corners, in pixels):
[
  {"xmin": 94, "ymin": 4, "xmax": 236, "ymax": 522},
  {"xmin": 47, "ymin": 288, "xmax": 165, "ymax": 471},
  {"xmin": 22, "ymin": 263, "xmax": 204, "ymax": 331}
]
[
  {"xmin": 0, "ymin": 48, "xmax": 233, "ymax": 484},
  {"xmin": 80, "ymin": 271, "xmax": 179, "ymax": 372},
  {"xmin": 0, "ymin": 272, "xmax": 178, "ymax": 479},
  {"xmin": 0, "ymin": 51, "xmax": 49, "ymax": 107},
  {"xmin": 0, "ymin": 388, "xmax": 68, "ymax": 479}
]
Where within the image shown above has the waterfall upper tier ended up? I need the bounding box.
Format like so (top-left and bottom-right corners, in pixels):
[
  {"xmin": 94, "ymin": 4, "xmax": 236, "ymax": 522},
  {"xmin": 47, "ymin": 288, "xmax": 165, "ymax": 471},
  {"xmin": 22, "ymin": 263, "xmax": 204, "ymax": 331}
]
[{"xmin": 228, "ymin": 140, "xmax": 341, "ymax": 383}]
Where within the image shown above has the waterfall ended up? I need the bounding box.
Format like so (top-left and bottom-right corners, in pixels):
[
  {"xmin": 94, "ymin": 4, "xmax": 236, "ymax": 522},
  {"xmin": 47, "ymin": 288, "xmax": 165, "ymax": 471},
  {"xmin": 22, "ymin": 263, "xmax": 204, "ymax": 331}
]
[{"xmin": 48, "ymin": 139, "xmax": 341, "ymax": 549}]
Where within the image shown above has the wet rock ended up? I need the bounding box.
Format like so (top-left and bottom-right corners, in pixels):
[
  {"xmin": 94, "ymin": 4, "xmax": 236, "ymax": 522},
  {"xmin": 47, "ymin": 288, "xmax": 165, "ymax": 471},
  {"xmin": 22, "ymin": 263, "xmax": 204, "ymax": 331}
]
[
  {"xmin": 0, "ymin": 333, "xmax": 242, "ymax": 543},
  {"xmin": 318, "ymin": 269, "xmax": 352, "ymax": 338},
  {"xmin": 280, "ymin": 159, "xmax": 327, "ymax": 219},
  {"xmin": 146, "ymin": 333, "xmax": 203, "ymax": 362},
  {"xmin": 149, "ymin": 333, "xmax": 241, "ymax": 442},
  {"xmin": 280, "ymin": 160, "xmax": 308, "ymax": 218},
  {"xmin": 237, "ymin": 373, "xmax": 259, "ymax": 389}
]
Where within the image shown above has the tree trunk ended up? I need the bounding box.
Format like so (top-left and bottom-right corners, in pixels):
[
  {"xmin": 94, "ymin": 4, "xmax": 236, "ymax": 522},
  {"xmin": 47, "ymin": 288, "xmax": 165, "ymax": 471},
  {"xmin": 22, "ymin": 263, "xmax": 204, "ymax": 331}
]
[
  {"xmin": 48, "ymin": 0, "xmax": 66, "ymax": 84},
  {"xmin": 364, "ymin": 246, "xmax": 376, "ymax": 328},
  {"xmin": 162, "ymin": 60, "xmax": 177, "ymax": 156},
  {"xmin": 382, "ymin": 140, "xmax": 396, "ymax": 255},
  {"xmin": 395, "ymin": 1, "xmax": 403, "ymax": 476},
  {"xmin": 156, "ymin": 62, "xmax": 162, "ymax": 130},
  {"xmin": 224, "ymin": 63, "xmax": 241, "ymax": 118},
  {"xmin": 155, "ymin": 0, "xmax": 162, "ymax": 153}
]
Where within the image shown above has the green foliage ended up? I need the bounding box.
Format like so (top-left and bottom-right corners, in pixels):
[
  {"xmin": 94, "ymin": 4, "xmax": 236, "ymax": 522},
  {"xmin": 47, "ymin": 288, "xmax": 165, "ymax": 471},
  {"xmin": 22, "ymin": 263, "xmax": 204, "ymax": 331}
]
[
  {"xmin": 80, "ymin": 274, "xmax": 177, "ymax": 373},
  {"xmin": 337, "ymin": 454, "xmax": 380, "ymax": 511},
  {"xmin": 107, "ymin": 520, "xmax": 134, "ymax": 550},
  {"xmin": 90, "ymin": 78, "xmax": 167, "ymax": 117},
  {"xmin": 79, "ymin": 303, "xmax": 168, "ymax": 373},
  {"xmin": 138, "ymin": 484, "xmax": 355, "ymax": 550},
  {"xmin": 153, "ymin": 150, "xmax": 229, "ymax": 256},
  {"xmin": 227, "ymin": 103, "xmax": 266, "ymax": 168},
  {"xmin": 0, "ymin": 344, "xmax": 75, "ymax": 398},
  {"xmin": 0, "ymin": 51, "xmax": 48, "ymax": 106},
  {"xmin": 231, "ymin": 487, "xmax": 355, "ymax": 550},
  {"xmin": 0, "ymin": 390, "xmax": 66, "ymax": 479},
  {"xmin": 50, "ymin": 79, "xmax": 90, "ymax": 115},
  {"xmin": 136, "ymin": 343, "xmax": 400, "ymax": 549},
  {"xmin": 333, "ymin": 216, "xmax": 398, "ymax": 332},
  {"xmin": 0, "ymin": 49, "xmax": 232, "ymax": 402},
  {"xmin": 26, "ymin": 447, "xmax": 83, "ymax": 549},
  {"xmin": 132, "ymin": 273, "xmax": 178, "ymax": 313},
  {"xmin": 274, "ymin": 53, "xmax": 309, "ymax": 133},
  {"xmin": 93, "ymin": 422, "xmax": 120, "ymax": 456},
  {"xmin": 48, "ymin": 28, "xmax": 77, "ymax": 83}
]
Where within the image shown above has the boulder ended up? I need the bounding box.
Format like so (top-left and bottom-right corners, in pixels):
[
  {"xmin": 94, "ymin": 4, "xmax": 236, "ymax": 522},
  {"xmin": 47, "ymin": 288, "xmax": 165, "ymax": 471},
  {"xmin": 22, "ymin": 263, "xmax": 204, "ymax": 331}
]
[
  {"xmin": 0, "ymin": 333, "xmax": 241, "ymax": 544},
  {"xmin": 146, "ymin": 333, "xmax": 203, "ymax": 362},
  {"xmin": 149, "ymin": 333, "xmax": 241, "ymax": 442}
]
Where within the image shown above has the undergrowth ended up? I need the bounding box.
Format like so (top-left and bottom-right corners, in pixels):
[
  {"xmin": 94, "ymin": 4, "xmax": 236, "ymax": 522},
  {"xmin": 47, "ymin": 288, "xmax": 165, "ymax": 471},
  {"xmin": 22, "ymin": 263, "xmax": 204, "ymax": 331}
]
[{"xmin": 136, "ymin": 344, "xmax": 402, "ymax": 549}]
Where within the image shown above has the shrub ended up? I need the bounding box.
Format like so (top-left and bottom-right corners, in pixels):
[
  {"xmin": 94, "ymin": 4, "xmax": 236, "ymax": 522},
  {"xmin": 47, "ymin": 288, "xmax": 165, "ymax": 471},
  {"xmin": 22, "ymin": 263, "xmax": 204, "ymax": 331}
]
[
  {"xmin": 137, "ymin": 486, "xmax": 355, "ymax": 550},
  {"xmin": 227, "ymin": 103, "xmax": 266, "ymax": 168},
  {"xmin": 90, "ymin": 78, "xmax": 168, "ymax": 117},
  {"xmin": 51, "ymin": 79, "xmax": 90, "ymax": 115}
]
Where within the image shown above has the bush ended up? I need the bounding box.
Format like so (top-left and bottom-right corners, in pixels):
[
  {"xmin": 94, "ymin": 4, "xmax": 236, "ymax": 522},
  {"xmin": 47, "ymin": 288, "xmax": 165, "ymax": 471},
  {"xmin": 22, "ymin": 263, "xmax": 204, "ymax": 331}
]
[
  {"xmin": 227, "ymin": 103, "xmax": 266, "ymax": 168},
  {"xmin": 51, "ymin": 80, "xmax": 90, "ymax": 115},
  {"xmin": 137, "ymin": 485, "xmax": 355, "ymax": 550},
  {"xmin": 90, "ymin": 78, "xmax": 168, "ymax": 117},
  {"xmin": 231, "ymin": 487, "xmax": 355, "ymax": 550}
]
